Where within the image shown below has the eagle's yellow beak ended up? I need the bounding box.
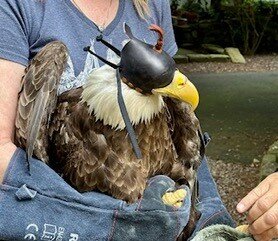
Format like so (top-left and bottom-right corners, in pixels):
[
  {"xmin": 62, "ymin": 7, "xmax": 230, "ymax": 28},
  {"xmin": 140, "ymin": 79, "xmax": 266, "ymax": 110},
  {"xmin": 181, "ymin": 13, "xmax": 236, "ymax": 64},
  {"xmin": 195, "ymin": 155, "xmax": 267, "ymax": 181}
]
[{"xmin": 152, "ymin": 70, "xmax": 199, "ymax": 111}]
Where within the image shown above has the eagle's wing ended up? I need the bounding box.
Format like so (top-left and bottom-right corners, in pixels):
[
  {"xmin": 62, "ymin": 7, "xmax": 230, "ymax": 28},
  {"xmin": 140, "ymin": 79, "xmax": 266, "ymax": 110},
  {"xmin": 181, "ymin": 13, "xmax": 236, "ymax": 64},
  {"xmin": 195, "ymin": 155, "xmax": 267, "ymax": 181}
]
[
  {"xmin": 165, "ymin": 98, "xmax": 203, "ymax": 240},
  {"xmin": 15, "ymin": 41, "xmax": 68, "ymax": 163},
  {"xmin": 164, "ymin": 98, "xmax": 201, "ymax": 184}
]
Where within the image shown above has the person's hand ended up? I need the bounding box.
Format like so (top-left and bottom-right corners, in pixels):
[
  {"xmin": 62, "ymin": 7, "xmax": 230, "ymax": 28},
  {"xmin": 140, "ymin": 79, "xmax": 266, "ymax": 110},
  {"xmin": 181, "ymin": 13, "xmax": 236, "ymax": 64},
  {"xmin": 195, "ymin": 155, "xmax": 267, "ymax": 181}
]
[
  {"xmin": 236, "ymin": 173, "xmax": 278, "ymax": 241},
  {"xmin": 0, "ymin": 141, "xmax": 17, "ymax": 183}
]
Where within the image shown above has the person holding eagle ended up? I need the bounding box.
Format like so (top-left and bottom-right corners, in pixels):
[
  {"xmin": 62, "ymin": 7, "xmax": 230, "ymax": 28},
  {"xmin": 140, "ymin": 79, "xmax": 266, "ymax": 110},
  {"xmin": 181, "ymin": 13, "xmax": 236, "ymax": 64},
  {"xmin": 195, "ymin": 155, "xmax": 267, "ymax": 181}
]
[{"xmin": 0, "ymin": 0, "xmax": 277, "ymax": 240}]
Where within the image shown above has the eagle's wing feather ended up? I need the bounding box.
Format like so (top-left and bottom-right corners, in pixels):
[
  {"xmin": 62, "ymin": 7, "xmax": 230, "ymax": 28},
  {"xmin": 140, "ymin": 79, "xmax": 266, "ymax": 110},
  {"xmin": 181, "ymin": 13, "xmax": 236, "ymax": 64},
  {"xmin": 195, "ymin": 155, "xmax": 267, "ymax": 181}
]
[
  {"xmin": 15, "ymin": 41, "xmax": 68, "ymax": 163},
  {"xmin": 26, "ymin": 88, "xmax": 50, "ymax": 162}
]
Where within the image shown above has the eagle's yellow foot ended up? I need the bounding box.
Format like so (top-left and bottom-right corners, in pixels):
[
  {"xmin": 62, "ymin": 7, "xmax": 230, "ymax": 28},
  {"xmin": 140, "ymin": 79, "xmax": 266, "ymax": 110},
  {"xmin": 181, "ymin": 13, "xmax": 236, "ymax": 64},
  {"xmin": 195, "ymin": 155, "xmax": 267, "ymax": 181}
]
[
  {"xmin": 236, "ymin": 225, "xmax": 249, "ymax": 234},
  {"xmin": 162, "ymin": 189, "xmax": 187, "ymax": 208}
]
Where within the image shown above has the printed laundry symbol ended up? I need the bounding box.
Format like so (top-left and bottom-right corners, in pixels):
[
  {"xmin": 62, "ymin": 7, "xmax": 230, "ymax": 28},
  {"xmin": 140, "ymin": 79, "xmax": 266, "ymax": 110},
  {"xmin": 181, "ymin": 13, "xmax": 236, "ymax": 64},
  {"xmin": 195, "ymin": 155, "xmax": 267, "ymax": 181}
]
[
  {"xmin": 56, "ymin": 227, "xmax": 65, "ymax": 241},
  {"xmin": 69, "ymin": 233, "xmax": 79, "ymax": 241},
  {"xmin": 41, "ymin": 224, "xmax": 57, "ymax": 241},
  {"xmin": 24, "ymin": 223, "xmax": 39, "ymax": 240}
]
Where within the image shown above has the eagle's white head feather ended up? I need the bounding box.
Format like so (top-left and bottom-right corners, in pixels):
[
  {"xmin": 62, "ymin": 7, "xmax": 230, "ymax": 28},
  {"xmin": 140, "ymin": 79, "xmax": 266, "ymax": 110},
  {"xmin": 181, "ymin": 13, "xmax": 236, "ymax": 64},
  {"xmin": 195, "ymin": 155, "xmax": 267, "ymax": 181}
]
[{"xmin": 82, "ymin": 57, "xmax": 164, "ymax": 130}]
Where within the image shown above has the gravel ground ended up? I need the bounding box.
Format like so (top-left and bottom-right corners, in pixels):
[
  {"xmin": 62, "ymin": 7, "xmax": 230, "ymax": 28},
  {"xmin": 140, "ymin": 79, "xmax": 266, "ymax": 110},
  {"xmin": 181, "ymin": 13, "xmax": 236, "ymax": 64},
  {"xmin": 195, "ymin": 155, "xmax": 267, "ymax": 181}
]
[
  {"xmin": 178, "ymin": 54, "xmax": 278, "ymax": 74},
  {"xmin": 208, "ymin": 158, "xmax": 261, "ymax": 225},
  {"xmin": 181, "ymin": 54, "xmax": 277, "ymax": 224}
]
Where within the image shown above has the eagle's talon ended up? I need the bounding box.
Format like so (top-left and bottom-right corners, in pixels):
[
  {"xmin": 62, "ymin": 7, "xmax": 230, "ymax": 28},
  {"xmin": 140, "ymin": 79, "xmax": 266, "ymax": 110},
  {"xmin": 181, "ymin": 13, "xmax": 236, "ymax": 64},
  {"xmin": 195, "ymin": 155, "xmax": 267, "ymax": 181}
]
[
  {"xmin": 236, "ymin": 225, "xmax": 249, "ymax": 234},
  {"xmin": 162, "ymin": 189, "xmax": 187, "ymax": 207},
  {"xmin": 173, "ymin": 201, "xmax": 183, "ymax": 208}
]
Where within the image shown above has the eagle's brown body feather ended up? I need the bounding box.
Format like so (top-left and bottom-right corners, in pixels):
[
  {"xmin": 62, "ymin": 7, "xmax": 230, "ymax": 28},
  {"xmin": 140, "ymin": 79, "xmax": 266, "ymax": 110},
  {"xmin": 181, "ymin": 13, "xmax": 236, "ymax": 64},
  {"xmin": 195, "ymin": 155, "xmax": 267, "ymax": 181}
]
[{"xmin": 47, "ymin": 88, "xmax": 201, "ymax": 202}]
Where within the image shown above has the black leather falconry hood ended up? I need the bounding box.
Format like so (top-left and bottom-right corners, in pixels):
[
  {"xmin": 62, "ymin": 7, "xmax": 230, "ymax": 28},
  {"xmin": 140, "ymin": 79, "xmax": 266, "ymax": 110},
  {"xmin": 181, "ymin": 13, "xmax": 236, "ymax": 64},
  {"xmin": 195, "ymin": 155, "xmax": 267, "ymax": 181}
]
[
  {"xmin": 120, "ymin": 24, "xmax": 176, "ymax": 93},
  {"xmin": 84, "ymin": 23, "xmax": 176, "ymax": 94}
]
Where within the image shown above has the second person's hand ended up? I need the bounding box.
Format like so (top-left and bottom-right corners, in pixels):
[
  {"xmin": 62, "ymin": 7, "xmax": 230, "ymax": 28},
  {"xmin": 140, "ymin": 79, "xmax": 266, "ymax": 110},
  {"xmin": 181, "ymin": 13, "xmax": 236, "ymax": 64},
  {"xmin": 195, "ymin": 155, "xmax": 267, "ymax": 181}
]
[{"xmin": 237, "ymin": 173, "xmax": 278, "ymax": 241}]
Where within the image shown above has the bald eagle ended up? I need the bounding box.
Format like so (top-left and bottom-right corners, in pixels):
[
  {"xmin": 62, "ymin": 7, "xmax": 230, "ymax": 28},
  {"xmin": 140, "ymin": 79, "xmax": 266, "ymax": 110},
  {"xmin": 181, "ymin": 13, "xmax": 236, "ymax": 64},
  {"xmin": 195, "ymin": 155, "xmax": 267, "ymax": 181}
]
[
  {"xmin": 15, "ymin": 39, "xmax": 202, "ymax": 199},
  {"xmin": 15, "ymin": 31, "xmax": 204, "ymax": 240},
  {"xmin": 15, "ymin": 25, "xmax": 204, "ymax": 239}
]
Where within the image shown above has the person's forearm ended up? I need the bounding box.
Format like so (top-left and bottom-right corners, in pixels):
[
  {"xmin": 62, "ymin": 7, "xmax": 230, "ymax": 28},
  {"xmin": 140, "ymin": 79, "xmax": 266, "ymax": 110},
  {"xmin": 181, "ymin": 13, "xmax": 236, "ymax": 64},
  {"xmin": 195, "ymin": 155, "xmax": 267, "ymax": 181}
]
[
  {"xmin": 0, "ymin": 59, "xmax": 25, "ymax": 182},
  {"xmin": 0, "ymin": 142, "xmax": 17, "ymax": 183}
]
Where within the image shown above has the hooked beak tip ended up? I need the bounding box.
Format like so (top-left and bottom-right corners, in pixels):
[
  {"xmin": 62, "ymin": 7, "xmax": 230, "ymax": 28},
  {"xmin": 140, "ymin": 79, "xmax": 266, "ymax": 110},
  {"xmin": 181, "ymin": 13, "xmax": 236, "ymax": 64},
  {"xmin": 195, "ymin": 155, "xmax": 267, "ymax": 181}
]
[{"xmin": 153, "ymin": 71, "xmax": 199, "ymax": 111}]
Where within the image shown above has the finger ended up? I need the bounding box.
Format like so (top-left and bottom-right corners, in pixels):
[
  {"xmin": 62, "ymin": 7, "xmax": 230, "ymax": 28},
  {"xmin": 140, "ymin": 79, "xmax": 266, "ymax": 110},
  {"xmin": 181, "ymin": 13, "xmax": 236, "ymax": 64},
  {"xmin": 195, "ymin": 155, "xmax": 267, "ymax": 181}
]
[
  {"xmin": 246, "ymin": 190, "xmax": 278, "ymax": 223},
  {"xmin": 248, "ymin": 201, "xmax": 278, "ymax": 235},
  {"xmin": 237, "ymin": 181, "xmax": 270, "ymax": 213},
  {"xmin": 253, "ymin": 224, "xmax": 278, "ymax": 241}
]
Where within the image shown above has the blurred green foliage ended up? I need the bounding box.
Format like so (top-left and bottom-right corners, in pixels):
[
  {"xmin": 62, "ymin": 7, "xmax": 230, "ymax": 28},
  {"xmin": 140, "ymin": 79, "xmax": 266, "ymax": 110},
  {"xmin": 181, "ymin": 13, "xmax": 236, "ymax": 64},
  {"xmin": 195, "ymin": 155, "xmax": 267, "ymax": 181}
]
[
  {"xmin": 170, "ymin": 0, "xmax": 278, "ymax": 54},
  {"xmin": 221, "ymin": 0, "xmax": 277, "ymax": 54}
]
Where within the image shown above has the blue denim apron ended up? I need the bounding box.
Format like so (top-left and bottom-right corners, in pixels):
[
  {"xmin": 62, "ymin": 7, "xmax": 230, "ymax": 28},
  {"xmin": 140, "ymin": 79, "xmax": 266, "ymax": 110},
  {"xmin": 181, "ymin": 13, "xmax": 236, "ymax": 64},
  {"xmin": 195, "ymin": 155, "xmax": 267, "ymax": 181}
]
[{"xmin": 0, "ymin": 148, "xmax": 235, "ymax": 241}]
